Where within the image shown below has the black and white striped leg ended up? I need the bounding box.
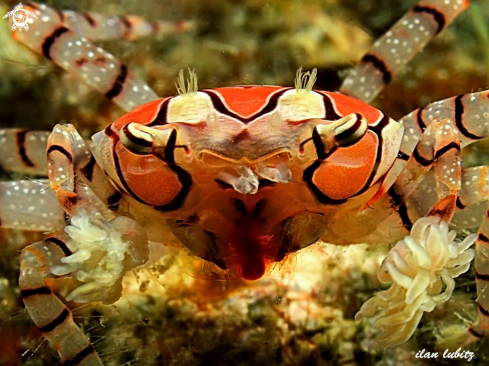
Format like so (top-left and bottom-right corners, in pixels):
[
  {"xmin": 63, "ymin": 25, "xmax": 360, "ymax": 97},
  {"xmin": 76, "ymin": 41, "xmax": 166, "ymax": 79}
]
[
  {"xmin": 47, "ymin": 124, "xmax": 121, "ymax": 216},
  {"xmin": 0, "ymin": 129, "xmax": 49, "ymax": 175},
  {"xmin": 20, "ymin": 238, "xmax": 103, "ymax": 366},
  {"xmin": 13, "ymin": 3, "xmax": 164, "ymax": 111},
  {"xmin": 340, "ymin": 0, "xmax": 469, "ymax": 102}
]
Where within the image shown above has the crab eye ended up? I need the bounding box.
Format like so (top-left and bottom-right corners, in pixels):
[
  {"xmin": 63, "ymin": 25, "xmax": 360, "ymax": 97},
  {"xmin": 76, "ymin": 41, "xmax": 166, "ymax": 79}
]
[
  {"xmin": 303, "ymin": 113, "xmax": 378, "ymax": 203},
  {"xmin": 120, "ymin": 122, "xmax": 175, "ymax": 159},
  {"xmin": 313, "ymin": 113, "xmax": 368, "ymax": 158},
  {"xmin": 114, "ymin": 122, "xmax": 192, "ymax": 209}
]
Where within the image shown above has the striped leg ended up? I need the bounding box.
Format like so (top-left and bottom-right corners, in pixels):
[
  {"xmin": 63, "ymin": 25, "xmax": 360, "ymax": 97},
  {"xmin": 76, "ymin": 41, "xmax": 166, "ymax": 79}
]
[
  {"xmin": 18, "ymin": 176, "xmax": 149, "ymax": 363},
  {"xmin": 471, "ymin": 211, "xmax": 489, "ymax": 339},
  {"xmin": 451, "ymin": 167, "xmax": 489, "ymax": 229},
  {"xmin": 383, "ymin": 116, "xmax": 461, "ymax": 228},
  {"xmin": 11, "ymin": 2, "xmax": 181, "ymax": 111},
  {"xmin": 0, "ymin": 129, "xmax": 49, "ymax": 175},
  {"xmin": 396, "ymin": 91, "xmax": 489, "ymax": 337},
  {"xmin": 340, "ymin": 0, "xmax": 469, "ymax": 102},
  {"xmin": 20, "ymin": 238, "xmax": 103, "ymax": 366},
  {"xmin": 0, "ymin": 179, "xmax": 63, "ymax": 231},
  {"xmin": 399, "ymin": 91, "xmax": 489, "ymax": 154},
  {"xmin": 327, "ymin": 117, "xmax": 461, "ymax": 243},
  {"xmin": 47, "ymin": 124, "xmax": 121, "ymax": 216},
  {"xmin": 368, "ymin": 90, "xmax": 489, "ymax": 229}
]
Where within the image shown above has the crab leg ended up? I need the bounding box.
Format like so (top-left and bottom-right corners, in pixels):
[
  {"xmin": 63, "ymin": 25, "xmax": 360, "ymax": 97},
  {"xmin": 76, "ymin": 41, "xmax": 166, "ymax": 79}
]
[
  {"xmin": 12, "ymin": 3, "xmax": 166, "ymax": 111},
  {"xmin": 20, "ymin": 238, "xmax": 104, "ymax": 366},
  {"xmin": 450, "ymin": 167, "xmax": 489, "ymax": 230},
  {"xmin": 369, "ymin": 90, "xmax": 489, "ymax": 224},
  {"xmin": 340, "ymin": 0, "xmax": 469, "ymax": 102},
  {"xmin": 0, "ymin": 129, "xmax": 49, "ymax": 175},
  {"xmin": 0, "ymin": 179, "xmax": 64, "ymax": 231},
  {"xmin": 385, "ymin": 90, "xmax": 489, "ymax": 230},
  {"xmin": 327, "ymin": 117, "xmax": 461, "ymax": 243},
  {"xmin": 28, "ymin": 2, "xmax": 191, "ymax": 41},
  {"xmin": 399, "ymin": 91, "xmax": 489, "ymax": 154},
  {"xmin": 392, "ymin": 90, "xmax": 489, "ymax": 336},
  {"xmin": 47, "ymin": 124, "xmax": 121, "ymax": 216},
  {"xmin": 471, "ymin": 208, "xmax": 489, "ymax": 338}
]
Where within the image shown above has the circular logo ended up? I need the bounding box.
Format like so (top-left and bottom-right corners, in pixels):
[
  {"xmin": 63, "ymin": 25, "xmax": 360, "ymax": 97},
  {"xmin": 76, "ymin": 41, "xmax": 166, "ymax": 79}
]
[{"xmin": 3, "ymin": 3, "xmax": 38, "ymax": 32}]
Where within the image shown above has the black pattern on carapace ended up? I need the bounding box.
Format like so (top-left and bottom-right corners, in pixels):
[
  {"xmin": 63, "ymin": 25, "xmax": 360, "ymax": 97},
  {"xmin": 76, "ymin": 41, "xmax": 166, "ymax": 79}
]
[
  {"xmin": 303, "ymin": 161, "xmax": 347, "ymax": 205},
  {"xmin": 304, "ymin": 114, "xmax": 390, "ymax": 205},
  {"xmin": 148, "ymin": 98, "xmax": 172, "ymax": 126},
  {"xmin": 311, "ymin": 127, "xmax": 328, "ymax": 160},
  {"xmin": 320, "ymin": 93, "xmax": 342, "ymax": 120},
  {"xmin": 106, "ymin": 127, "xmax": 192, "ymax": 212},
  {"xmin": 203, "ymin": 88, "xmax": 292, "ymax": 124}
]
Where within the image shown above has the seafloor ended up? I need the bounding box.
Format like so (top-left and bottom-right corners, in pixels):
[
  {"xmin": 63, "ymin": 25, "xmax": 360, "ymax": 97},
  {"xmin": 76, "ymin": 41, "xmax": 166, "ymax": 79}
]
[{"xmin": 0, "ymin": 0, "xmax": 489, "ymax": 365}]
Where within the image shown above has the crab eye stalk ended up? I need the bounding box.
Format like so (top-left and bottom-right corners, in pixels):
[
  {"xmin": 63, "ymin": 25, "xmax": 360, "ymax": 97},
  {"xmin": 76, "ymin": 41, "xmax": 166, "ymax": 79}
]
[
  {"xmin": 120, "ymin": 123, "xmax": 177, "ymax": 159},
  {"xmin": 311, "ymin": 113, "xmax": 368, "ymax": 158}
]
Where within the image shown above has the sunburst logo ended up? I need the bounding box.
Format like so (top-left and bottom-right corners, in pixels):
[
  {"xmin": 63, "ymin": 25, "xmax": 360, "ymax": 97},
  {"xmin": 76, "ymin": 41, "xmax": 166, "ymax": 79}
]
[{"xmin": 3, "ymin": 3, "xmax": 38, "ymax": 32}]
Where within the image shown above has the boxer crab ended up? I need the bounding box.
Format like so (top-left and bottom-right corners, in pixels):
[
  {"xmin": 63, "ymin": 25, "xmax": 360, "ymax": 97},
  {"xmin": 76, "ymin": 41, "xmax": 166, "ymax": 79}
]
[{"xmin": 1, "ymin": 0, "xmax": 489, "ymax": 364}]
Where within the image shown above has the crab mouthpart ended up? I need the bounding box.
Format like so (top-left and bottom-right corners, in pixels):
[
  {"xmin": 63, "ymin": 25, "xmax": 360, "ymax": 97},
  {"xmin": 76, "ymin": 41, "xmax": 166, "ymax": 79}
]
[{"xmin": 227, "ymin": 220, "xmax": 276, "ymax": 281}]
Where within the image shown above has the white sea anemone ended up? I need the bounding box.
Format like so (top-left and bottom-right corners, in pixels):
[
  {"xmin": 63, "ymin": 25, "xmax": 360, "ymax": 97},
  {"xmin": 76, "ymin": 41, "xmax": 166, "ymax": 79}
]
[
  {"xmin": 50, "ymin": 209, "xmax": 148, "ymax": 303},
  {"xmin": 355, "ymin": 216, "xmax": 476, "ymax": 348}
]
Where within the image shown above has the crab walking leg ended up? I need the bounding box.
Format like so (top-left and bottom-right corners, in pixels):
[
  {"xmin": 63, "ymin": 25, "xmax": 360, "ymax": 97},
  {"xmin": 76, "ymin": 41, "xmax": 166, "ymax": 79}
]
[
  {"xmin": 400, "ymin": 91, "xmax": 489, "ymax": 154},
  {"xmin": 470, "ymin": 210, "xmax": 489, "ymax": 338},
  {"xmin": 20, "ymin": 239, "xmax": 103, "ymax": 366},
  {"xmin": 450, "ymin": 167, "xmax": 489, "ymax": 230},
  {"xmin": 385, "ymin": 117, "xmax": 461, "ymax": 222},
  {"xmin": 340, "ymin": 0, "xmax": 469, "ymax": 102},
  {"xmin": 47, "ymin": 124, "xmax": 120, "ymax": 215},
  {"xmin": 25, "ymin": 2, "xmax": 191, "ymax": 41},
  {"xmin": 387, "ymin": 90, "xmax": 489, "ymax": 223},
  {"xmin": 0, "ymin": 180, "xmax": 64, "ymax": 231},
  {"xmin": 13, "ymin": 4, "xmax": 159, "ymax": 111},
  {"xmin": 373, "ymin": 90, "xmax": 489, "ymax": 202},
  {"xmin": 0, "ymin": 129, "xmax": 49, "ymax": 175}
]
